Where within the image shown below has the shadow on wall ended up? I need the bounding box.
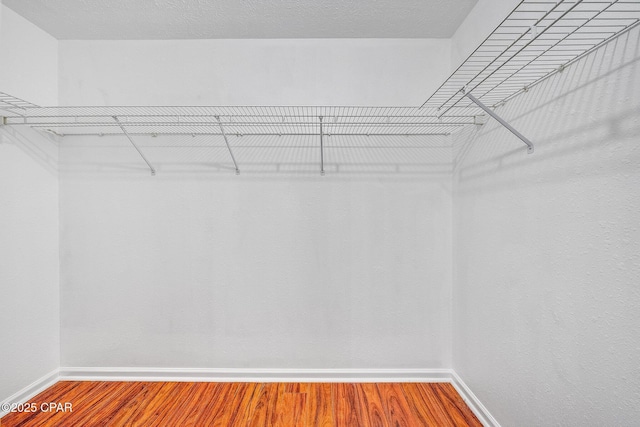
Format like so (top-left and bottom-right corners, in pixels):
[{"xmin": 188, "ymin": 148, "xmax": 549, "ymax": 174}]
[
  {"xmin": 453, "ymin": 26, "xmax": 640, "ymax": 193},
  {"xmin": 0, "ymin": 125, "xmax": 59, "ymax": 175},
  {"xmin": 56, "ymin": 133, "xmax": 453, "ymax": 182}
]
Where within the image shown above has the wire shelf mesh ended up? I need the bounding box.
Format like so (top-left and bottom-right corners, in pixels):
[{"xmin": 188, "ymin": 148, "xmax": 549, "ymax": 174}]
[
  {"xmin": 423, "ymin": 0, "xmax": 640, "ymax": 116},
  {"xmin": 1, "ymin": 104, "xmax": 475, "ymax": 136},
  {"xmin": 0, "ymin": 92, "xmax": 40, "ymax": 114}
]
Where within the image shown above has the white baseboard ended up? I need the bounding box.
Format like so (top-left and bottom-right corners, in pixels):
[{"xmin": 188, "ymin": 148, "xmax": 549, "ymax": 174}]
[
  {"xmin": 0, "ymin": 369, "xmax": 60, "ymax": 418},
  {"xmin": 450, "ymin": 371, "xmax": 501, "ymax": 427},
  {"xmin": 58, "ymin": 367, "xmax": 452, "ymax": 383}
]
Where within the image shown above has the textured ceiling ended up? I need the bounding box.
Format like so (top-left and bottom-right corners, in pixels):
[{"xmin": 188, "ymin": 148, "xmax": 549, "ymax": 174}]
[{"xmin": 3, "ymin": 0, "xmax": 477, "ymax": 39}]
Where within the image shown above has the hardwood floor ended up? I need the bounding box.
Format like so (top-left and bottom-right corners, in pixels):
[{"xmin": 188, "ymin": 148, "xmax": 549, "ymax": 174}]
[{"xmin": 0, "ymin": 381, "xmax": 481, "ymax": 426}]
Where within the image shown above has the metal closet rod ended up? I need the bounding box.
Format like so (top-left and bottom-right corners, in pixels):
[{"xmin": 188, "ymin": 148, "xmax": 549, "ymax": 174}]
[
  {"xmin": 9, "ymin": 121, "xmax": 475, "ymax": 127},
  {"xmin": 15, "ymin": 113, "xmax": 467, "ymax": 119},
  {"xmin": 30, "ymin": 131, "xmax": 456, "ymax": 137}
]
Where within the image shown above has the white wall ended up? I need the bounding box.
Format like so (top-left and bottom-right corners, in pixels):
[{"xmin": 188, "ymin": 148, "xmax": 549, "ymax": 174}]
[
  {"xmin": 0, "ymin": 5, "xmax": 57, "ymax": 105},
  {"xmin": 57, "ymin": 39, "xmax": 454, "ymax": 369},
  {"xmin": 60, "ymin": 157, "xmax": 452, "ymax": 369},
  {"xmin": 59, "ymin": 39, "xmax": 450, "ymax": 106},
  {"xmin": 0, "ymin": 4, "xmax": 59, "ymax": 404},
  {"xmin": 450, "ymin": 0, "xmax": 520, "ymax": 70},
  {"xmin": 452, "ymin": 25, "xmax": 640, "ymax": 426}
]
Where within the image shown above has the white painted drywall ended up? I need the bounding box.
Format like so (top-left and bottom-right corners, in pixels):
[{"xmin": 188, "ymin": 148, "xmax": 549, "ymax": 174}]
[
  {"xmin": 0, "ymin": 5, "xmax": 58, "ymax": 105},
  {"xmin": 450, "ymin": 0, "xmax": 519, "ymax": 70},
  {"xmin": 0, "ymin": 4, "xmax": 59, "ymax": 404},
  {"xmin": 60, "ymin": 160, "xmax": 452, "ymax": 369},
  {"xmin": 57, "ymin": 39, "xmax": 454, "ymax": 369},
  {"xmin": 58, "ymin": 38, "xmax": 450, "ymax": 106},
  {"xmin": 452, "ymin": 25, "xmax": 640, "ymax": 426}
]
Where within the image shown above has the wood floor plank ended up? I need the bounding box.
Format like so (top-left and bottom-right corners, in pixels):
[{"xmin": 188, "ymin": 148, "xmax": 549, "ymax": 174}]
[
  {"xmin": 231, "ymin": 382, "xmax": 265, "ymax": 426},
  {"xmin": 414, "ymin": 383, "xmax": 458, "ymax": 427},
  {"xmin": 358, "ymin": 384, "xmax": 389, "ymax": 427},
  {"xmin": 104, "ymin": 382, "xmax": 166, "ymax": 426},
  {"xmin": 178, "ymin": 382, "xmax": 224, "ymax": 427},
  {"xmin": 215, "ymin": 383, "xmax": 263, "ymax": 427},
  {"xmin": 67, "ymin": 382, "xmax": 142, "ymax": 427},
  {"xmin": 0, "ymin": 381, "xmax": 482, "ymax": 427},
  {"xmin": 265, "ymin": 383, "xmax": 286, "ymax": 427},
  {"xmin": 97, "ymin": 382, "xmax": 154, "ymax": 427},
  {"xmin": 333, "ymin": 383, "xmax": 370, "ymax": 427},
  {"xmin": 146, "ymin": 382, "xmax": 197, "ymax": 427},
  {"xmin": 193, "ymin": 382, "xmax": 240, "ymax": 426},
  {"xmin": 247, "ymin": 383, "xmax": 277, "ymax": 427},
  {"xmin": 285, "ymin": 383, "xmax": 301, "ymax": 393},
  {"xmin": 26, "ymin": 381, "xmax": 98, "ymax": 426},
  {"xmin": 125, "ymin": 382, "xmax": 179, "ymax": 427},
  {"xmin": 1, "ymin": 381, "xmax": 81, "ymax": 427},
  {"xmin": 401, "ymin": 383, "xmax": 446, "ymax": 427},
  {"xmin": 205, "ymin": 382, "xmax": 244, "ymax": 427},
  {"xmin": 274, "ymin": 385, "xmax": 306, "ymax": 427},
  {"xmin": 430, "ymin": 384, "xmax": 482, "ymax": 427},
  {"xmin": 35, "ymin": 381, "xmax": 116, "ymax": 427},
  {"xmin": 146, "ymin": 382, "xmax": 203, "ymax": 427},
  {"xmin": 304, "ymin": 383, "xmax": 334, "ymax": 427},
  {"xmin": 376, "ymin": 383, "xmax": 417, "ymax": 427},
  {"xmin": 93, "ymin": 382, "xmax": 148, "ymax": 426},
  {"xmin": 178, "ymin": 382, "xmax": 221, "ymax": 427}
]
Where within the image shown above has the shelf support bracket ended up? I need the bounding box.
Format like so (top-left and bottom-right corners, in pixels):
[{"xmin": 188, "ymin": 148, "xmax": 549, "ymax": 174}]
[
  {"xmin": 113, "ymin": 116, "xmax": 157, "ymax": 175},
  {"xmin": 215, "ymin": 116, "xmax": 240, "ymax": 175},
  {"xmin": 319, "ymin": 116, "xmax": 325, "ymax": 176},
  {"xmin": 463, "ymin": 90, "xmax": 534, "ymax": 154}
]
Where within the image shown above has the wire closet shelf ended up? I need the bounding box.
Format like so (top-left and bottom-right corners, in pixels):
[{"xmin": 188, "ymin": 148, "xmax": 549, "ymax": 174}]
[{"xmin": 1, "ymin": 0, "xmax": 639, "ymax": 167}]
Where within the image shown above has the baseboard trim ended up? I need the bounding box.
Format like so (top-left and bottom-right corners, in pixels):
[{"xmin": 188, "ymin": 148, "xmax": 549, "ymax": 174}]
[
  {"xmin": 450, "ymin": 371, "xmax": 501, "ymax": 427},
  {"xmin": 59, "ymin": 367, "xmax": 452, "ymax": 383},
  {"xmin": 0, "ymin": 369, "xmax": 60, "ymax": 418}
]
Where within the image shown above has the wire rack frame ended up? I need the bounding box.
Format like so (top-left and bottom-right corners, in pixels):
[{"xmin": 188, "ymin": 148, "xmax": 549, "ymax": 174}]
[
  {"xmin": 1, "ymin": 0, "xmax": 638, "ymax": 140},
  {"xmin": 1, "ymin": 104, "xmax": 477, "ymax": 136},
  {"xmin": 0, "ymin": 92, "xmax": 40, "ymax": 113},
  {"xmin": 424, "ymin": 0, "xmax": 640, "ymax": 117}
]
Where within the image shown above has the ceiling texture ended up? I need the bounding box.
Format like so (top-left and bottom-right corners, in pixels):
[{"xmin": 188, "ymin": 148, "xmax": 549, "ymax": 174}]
[{"xmin": 3, "ymin": 0, "xmax": 477, "ymax": 40}]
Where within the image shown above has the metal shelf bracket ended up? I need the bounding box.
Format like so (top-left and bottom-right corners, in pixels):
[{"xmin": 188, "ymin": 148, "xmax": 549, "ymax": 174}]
[
  {"xmin": 463, "ymin": 90, "xmax": 534, "ymax": 154},
  {"xmin": 215, "ymin": 116, "xmax": 241, "ymax": 175},
  {"xmin": 319, "ymin": 116, "xmax": 325, "ymax": 176},
  {"xmin": 113, "ymin": 116, "xmax": 157, "ymax": 175}
]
